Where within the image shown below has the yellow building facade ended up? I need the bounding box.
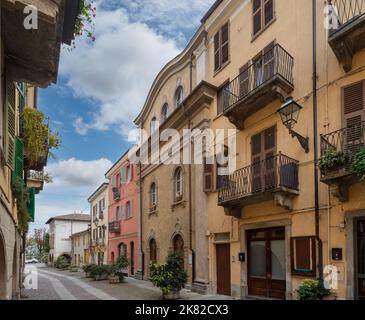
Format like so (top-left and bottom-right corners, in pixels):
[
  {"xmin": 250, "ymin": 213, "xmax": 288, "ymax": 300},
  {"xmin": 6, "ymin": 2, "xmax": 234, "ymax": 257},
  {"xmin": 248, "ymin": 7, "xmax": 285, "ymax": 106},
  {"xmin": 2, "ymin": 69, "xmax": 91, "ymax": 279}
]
[{"xmin": 135, "ymin": 0, "xmax": 365, "ymax": 300}]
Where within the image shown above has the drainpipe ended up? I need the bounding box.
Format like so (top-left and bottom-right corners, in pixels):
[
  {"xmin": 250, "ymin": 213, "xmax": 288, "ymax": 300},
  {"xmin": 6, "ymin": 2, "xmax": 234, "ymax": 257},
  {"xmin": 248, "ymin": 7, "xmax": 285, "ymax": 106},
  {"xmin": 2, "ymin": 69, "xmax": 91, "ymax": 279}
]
[
  {"xmin": 312, "ymin": 0, "xmax": 324, "ymax": 280},
  {"xmin": 139, "ymin": 160, "xmax": 144, "ymax": 278}
]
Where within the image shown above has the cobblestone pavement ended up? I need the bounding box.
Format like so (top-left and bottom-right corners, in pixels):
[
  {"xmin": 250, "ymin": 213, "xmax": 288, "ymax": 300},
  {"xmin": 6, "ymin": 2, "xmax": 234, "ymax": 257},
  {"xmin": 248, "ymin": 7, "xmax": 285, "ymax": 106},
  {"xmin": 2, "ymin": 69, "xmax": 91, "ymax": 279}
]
[{"xmin": 21, "ymin": 265, "xmax": 234, "ymax": 300}]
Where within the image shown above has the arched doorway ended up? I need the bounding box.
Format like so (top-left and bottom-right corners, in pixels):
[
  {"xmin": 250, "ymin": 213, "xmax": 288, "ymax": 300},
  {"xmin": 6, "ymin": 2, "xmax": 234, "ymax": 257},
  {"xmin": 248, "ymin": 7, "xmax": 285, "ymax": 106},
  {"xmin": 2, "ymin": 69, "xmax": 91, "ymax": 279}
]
[
  {"xmin": 172, "ymin": 234, "xmax": 184, "ymax": 268},
  {"xmin": 0, "ymin": 230, "xmax": 7, "ymax": 299},
  {"xmin": 130, "ymin": 242, "xmax": 135, "ymax": 275},
  {"xmin": 60, "ymin": 253, "xmax": 71, "ymax": 264},
  {"xmin": 149, "ymin": 238, "xmax": 157, "ymax": 264}
]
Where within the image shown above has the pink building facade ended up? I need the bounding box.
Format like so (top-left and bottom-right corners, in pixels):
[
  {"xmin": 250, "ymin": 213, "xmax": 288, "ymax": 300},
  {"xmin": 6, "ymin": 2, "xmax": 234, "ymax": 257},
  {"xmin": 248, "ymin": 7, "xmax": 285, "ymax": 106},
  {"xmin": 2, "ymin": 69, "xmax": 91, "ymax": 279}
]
[{"xmin": 106, "ymin": 151, "xmax": 139, "ymax": 276}]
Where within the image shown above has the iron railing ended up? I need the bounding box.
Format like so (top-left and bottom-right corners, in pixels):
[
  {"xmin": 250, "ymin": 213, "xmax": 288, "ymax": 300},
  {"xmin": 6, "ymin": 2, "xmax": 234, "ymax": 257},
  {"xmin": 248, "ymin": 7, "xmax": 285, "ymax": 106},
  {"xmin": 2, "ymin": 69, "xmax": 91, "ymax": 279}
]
[
  {"xmin": 328, "ymin": 0, "xmax": 365, "ymax": 28},
  {"xmin": 320, "ymin": 121, "xmax": 365, "ymax": 175},
  {"xmin": 222, "ymin": 44, "xmax": 294, "ymax": 113},
  {"xmin": 218, "ymin": 153, "xmax": 299, "ymax": 205},
  {"xmin": 108, "ymin": 221, "xmax": 120, "ymax": 233}
]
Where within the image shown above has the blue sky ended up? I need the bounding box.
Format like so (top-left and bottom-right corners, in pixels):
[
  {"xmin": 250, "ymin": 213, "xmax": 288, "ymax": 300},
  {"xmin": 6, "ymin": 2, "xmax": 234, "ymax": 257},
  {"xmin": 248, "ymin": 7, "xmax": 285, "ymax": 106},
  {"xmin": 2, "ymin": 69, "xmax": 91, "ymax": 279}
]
[{"xmin": 32, "ymin": 0, "xmax": 215, "ymax": 230}]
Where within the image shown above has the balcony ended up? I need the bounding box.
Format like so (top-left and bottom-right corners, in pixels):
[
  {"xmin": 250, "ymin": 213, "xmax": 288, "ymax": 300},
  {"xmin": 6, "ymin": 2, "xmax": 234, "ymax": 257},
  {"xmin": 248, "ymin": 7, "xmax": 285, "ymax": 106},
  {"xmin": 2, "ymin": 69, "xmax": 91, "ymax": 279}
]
[
  {"xmin": 109, "ymin": 221, "xmax": 120, "ymax": 234},
  {"xmin": 222, "ymin": 44, "xmax": 294, "ymax": 130},
  {"xmin": 320, "ymin": 121, "xmax": 365, "ymax": 200},
  {"xmin": 328, "ymin": 0, "xmax": 365, "ymax": 72},
  {"xmin": 112, "ymin": 187, "xmax": 121, "ymax": 201},
  {"xmin": 218, "ymin": 153, "xmax": 299, "ymax": 217}
]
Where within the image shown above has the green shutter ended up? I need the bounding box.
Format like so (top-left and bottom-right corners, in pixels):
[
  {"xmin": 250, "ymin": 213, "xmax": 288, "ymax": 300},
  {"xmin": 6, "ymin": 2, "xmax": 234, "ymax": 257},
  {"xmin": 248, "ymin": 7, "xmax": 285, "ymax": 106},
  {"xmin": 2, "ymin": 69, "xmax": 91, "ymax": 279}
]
[
  {"xmin": 28, "ymin": 187, "xmax": 35, "ymax": 222},
  {"xmin": 11, "ymin": 137, "xmax": 24, "ymax": 184},
  {"xmin": 5, "ymin": 79, "xmax": 16, "ymax": 169}
]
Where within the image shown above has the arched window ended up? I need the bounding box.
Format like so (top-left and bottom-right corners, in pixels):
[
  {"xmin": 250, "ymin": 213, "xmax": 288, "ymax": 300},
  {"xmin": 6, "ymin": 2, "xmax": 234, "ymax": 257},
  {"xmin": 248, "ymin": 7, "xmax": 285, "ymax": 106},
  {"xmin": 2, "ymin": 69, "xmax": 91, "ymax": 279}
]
[
  {"xmin": 174, "ymin": 167, "xmax": 183, "ymax": 200},
  {"xmin": 161, "ymin": 103, "xmax": 169, "ymax": 123},
  {"xmin": 149, "ymin": 239, "xmax": 157, "ymax": 263},
  {"xmin": 150, "ymin": 117, "xmax": 157, "ymax": 134},
  {"xmin": 119, "ymin": 243, "xmax": 127, "ymax": 258},
  {"xmin": 150, "ymin": 182, "xmax": 157, "ymax": 207},
  {"xmin": 175, "ymin": 86, "xmax": 183, "ymax": 107}
]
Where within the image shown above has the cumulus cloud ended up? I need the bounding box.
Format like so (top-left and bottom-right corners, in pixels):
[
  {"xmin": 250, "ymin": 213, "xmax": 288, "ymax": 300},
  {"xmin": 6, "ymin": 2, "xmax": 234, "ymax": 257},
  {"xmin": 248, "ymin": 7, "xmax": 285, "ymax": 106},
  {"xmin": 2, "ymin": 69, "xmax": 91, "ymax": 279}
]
[{"xmin": 46, "ymin": 158, "xmax": 112, "ymax": 189}]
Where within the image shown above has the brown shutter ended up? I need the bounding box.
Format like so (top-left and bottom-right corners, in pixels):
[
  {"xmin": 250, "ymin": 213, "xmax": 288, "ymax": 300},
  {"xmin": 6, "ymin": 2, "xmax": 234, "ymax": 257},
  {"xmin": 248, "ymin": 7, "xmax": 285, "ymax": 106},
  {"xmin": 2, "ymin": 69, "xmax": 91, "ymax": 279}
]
[
  {"xmin": 264, "ymin": 126, "xmax": 276, "ymax": 189},
  {"xmin": 264, "ymin": 0, "xmax": 274, "ymax": 25},
  {"xmin": 251, "ymin": 133, "xmax": 262, "ymax": 192},
  {"xmin": 291, "ymin": 236, "xmax": 316, "ymax": 277},
  {"xmin": 253, "ymin": 0, "xmax": 262, "ymax": 35},
  {"xmin": 263, "ymin": 42, "xmax": 275, "ymax": 81},
  {"xmin": 5, "ymin": 79, "xmax": 16, "ymax": 169},
  {"xmin": 343, "ymin": 81, "xmax": 365, "ymax": 154},
  {"xmin": 239, "ymin": 62, "xmax": 250, "ymax": 98},
  {"xmin": 214, "ymin": 32, "xmax": 220, "ymax": 71},
  {"xmin": 204, "ymin": 159, "xmax": 213, "ymax": 192},
  {"xmin": 221, "ymin": 22, "xmax": 229, "ymax": 65}
]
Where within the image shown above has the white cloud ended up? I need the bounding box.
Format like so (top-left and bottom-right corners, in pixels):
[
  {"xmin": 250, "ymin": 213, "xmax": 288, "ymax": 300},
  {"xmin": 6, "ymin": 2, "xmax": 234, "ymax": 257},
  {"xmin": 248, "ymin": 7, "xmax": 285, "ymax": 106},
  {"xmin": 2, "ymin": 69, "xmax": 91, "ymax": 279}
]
[
  {"xmin": 60, "ymin": 6, "xmax": 180, "ymax": 136},
  {"xmin": 46, "ymin": 158, "xmax": 112, "ymax": 189}
]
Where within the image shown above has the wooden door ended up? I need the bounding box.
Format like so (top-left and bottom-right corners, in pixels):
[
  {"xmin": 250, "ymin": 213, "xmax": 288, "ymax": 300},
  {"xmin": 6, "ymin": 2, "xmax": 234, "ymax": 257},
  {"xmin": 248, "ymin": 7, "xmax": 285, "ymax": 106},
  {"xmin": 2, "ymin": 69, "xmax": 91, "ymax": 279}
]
[
  {"xmin": 251, "ymin": 127, "xmax": 276, "ymax": 193},
  {"xmin": 343, "ymin": 82, "xmax": 365, "ymax": 154},
  {"xmin": 356, "ymin": 219, "xmax": 365, "ymax": 300},
  {"xmin": 247, "ymin": 227, "xmax": 286, "ymax": 299},
  {"xmin": 216, "ymin": 244, "xmax": 231, "ymax": 296}
]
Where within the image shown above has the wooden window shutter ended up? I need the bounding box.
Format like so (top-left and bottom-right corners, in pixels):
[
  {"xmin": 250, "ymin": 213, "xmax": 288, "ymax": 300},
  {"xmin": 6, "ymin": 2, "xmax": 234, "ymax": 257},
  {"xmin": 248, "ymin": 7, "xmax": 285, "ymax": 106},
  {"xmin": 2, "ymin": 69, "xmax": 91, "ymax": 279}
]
[
  {"xmin": 239, "ymin": 62, "xmax": 250, "ymax": 98},
  {"xmin": 263, "ymin": 42, "xmax": 275, "ymax": 81},
  {"xmin": 291, "ymin": 236, "xmax": 316, "ymax": 277},
  {"xmin": 221, "ymin": 22, "xmax": 229, "ymax": 65},
  {"xmin": 12, "ymin": 136, "xmax": 24, "ymax": 184},
  {"xmin": 253, "ymin": 0, "xmax": 262, "ymax": 35},
  {"xmin": 27, "ymin": 187, "xmax": 35, "ymax": 222},
  {"xmin": 5, "ymin": 79, "xmax": 16, "ymax": 169},
  {"xmin": 130, "ymin": 200, "xmax": 133, "ymax": 218},
  {"xmin": 121, "ymin": 167, "xmax": 126, "ymax": 184},
  {"xmin": 343, "ymin": 81, "xmax": 365, "ymax": 154},
  {"xmin": 203, "ymin": 159, "xmax": 213, "ymax": 192},
  {"xmin": 112, "ymin": 175, "xmax": 116, "ymax": 188},
  {"xmin": 264, "ymin": 0, "xmax": 274, "ymax": 25},
  {"xmin": 214, "ymin": 32, "xmax": 220, "ymax": 71}
]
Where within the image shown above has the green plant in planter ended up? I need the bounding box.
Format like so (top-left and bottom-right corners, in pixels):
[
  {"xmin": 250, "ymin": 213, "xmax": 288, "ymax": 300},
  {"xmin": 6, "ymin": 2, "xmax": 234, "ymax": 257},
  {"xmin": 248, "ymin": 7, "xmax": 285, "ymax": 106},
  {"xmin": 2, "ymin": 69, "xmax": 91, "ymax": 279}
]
[
  {"xmin": 297, "ymin": 279, "xmax": 331, "ymax": 300},
  {"xmin": 352, "ymin": 149, "xmax": 365, "ymax": 181},
  {"xmin": 318, "ymin": 148, "xmax": 349, "ymax": 172},
  {"xmin": 114, "ymin": 255, "xmax": 129, "ymax": 282},
  {"xmin": 12, "ymin": 176, "xmax": 30, "ymax": 232},
  {"xmin": 90, "ymin": 264, "xmax": 113, "ymax": 280},
  {"xmin": 150, "ymin": 253, "xmax": 187, "ymax": 296},
  {"xmin": 55, "ymin": 256, "xmax": 70, "ymax": 270},
  {"xmin": 23, "ymin": 108, "xmax": 60, "ymax": 169}
]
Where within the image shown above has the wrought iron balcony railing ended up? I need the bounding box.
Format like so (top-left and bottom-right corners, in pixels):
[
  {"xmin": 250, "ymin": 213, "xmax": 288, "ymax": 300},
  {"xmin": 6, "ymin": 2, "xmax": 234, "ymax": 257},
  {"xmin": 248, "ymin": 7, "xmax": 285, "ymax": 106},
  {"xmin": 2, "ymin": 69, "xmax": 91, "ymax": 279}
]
[
  {"xmin": 328, "ymin": 0, "xmax": 365, "ymax": 30},
  {"xmin": 222, "ymin": 44, "xmax": 294, "ymax": 114},
  {"xmin": 218, "ymin": 153, "xmax": 299, "ymax": 206},
  {"xmin": 320, "ymin": 120, "xmax": 365, "ymax": 181},
  {"xmin": 112, "ymin": 187, "xmax": 121, "ymax": 201},
  {"xmin": 108, "ymin": 221, "xmax": 120, "ymax": 234}
]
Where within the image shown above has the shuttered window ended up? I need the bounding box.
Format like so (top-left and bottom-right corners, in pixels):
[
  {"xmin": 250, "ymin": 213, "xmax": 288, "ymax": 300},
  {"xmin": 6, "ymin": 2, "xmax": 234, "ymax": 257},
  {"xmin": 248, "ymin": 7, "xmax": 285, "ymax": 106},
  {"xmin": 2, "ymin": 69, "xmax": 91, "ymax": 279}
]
[
  {"xmin": 217, "ymin": 82, "xmax": 230, "ymax": 114},
  {"xmin": 253, "ymin": 0, "xmax": 275, "ymax": 37},
  {"xmin": 12, "ymin": 137, "xmax": 24, "ymax": 184},
  {"xmin": 203, "ymin": 158, "xmax": 213, "ymax": 192},
  {"xmin": 342, "ymin": 81, "xmax": 365, "ymax": 154},
  {"xmin": 5, "ymin": 79, "xmax": 16, "ymax": 169},
  {"xmin": 291, "ymin": 236, "xmax": 316, "ymax": 277},
  {"xmin": 216, "ymin": 146, "xmax": 229, "ymax": 190},
  {"xmin": 214, "ymin": 22, "xmax": 230, "ymax": 72},
  {"xmin": 28, "ymin": 187, "xmax": 35, "ymax": 222}
]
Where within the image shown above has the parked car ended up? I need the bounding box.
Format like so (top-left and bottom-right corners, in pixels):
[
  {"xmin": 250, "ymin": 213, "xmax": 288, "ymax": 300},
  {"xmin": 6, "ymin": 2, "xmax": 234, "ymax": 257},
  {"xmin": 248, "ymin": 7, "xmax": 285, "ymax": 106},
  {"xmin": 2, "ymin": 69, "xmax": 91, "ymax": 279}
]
[{"xmin": 25, "ymin": 258, "xmax": 39, "ymax": 264}]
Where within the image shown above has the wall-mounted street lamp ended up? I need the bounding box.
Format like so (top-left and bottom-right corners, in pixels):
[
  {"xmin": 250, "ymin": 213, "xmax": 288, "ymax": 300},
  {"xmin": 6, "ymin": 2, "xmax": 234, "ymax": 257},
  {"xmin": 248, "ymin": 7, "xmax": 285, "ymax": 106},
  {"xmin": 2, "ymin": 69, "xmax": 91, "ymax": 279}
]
[{"xmin": 278, "ymin": 98, "xmax": 310, "ymax": 153}]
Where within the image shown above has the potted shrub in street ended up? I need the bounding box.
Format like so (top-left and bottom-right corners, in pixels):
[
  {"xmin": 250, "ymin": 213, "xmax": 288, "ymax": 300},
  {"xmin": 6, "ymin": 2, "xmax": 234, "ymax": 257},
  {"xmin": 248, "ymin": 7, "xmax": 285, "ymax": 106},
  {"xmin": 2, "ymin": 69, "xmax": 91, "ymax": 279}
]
[
  {"xmin": 69, "ymin": 265, "xmax": 79, "ymax": 272},
  {"xmin": 108, "ymin": 256, "xmax": 129, "ymax": 284},
  {"xmin": 297, "ymin": 279, "xmax": 332, "ymax": 300},
  {"xmin": 54, "ymin": 256, "xmax": 70, "ymax": 270},
  {"xmin": 90, "ymin": 265, "xmax": 111, "ymax": 281},
  {"xmin": 82, "ymin": 264, "xmax": 96, "ymax": 278},
  {"xmin": 318, "ymin": 148, "xmax": 349, "ymax": 177},
  {"xmin": 149, "ymin": 253, "xmax": 187, "ymax": 300}
]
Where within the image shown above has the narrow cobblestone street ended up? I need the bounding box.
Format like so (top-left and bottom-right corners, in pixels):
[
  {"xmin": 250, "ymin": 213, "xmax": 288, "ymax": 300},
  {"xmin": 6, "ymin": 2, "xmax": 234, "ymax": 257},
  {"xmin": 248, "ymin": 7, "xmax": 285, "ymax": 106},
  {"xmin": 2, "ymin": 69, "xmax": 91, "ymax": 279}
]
[{"xmin": 21, "ymin": 265, "xmax": 234, "ymax": 300}]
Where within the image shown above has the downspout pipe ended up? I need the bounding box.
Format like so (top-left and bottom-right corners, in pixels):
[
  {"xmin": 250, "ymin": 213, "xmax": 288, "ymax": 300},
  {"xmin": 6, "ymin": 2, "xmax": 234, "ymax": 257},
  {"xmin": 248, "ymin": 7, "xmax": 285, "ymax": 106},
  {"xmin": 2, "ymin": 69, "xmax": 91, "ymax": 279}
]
[
  {"xmin": 139, "ymin": 116, "xmax": 145, "ymax": 278},
  {"xmin": 312, "ymin": 0, "xmax": 324, "ymax": 280}
]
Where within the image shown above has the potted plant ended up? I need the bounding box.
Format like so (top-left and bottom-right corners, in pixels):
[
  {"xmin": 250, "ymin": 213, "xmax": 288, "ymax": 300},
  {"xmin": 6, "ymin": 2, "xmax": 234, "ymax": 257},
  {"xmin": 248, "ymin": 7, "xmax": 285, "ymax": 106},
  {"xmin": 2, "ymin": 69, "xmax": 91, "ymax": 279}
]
[
  {"xmin": 90, "ymin": 265, "xmax": 111, "ymax": 281},
  {"xmin": 352, "ymin": 149, "xmax": 365, "ymax": 181},
  {"xmin": 82, "ymin": 264, "xmax": 96, "ymax": 278},
  {"xmin": 54, "ymin": 256, "xmax": 70, "ymax": 270},
  {"xmin": 297, "ymin": 279, "xmax": 331, "ymax": 300},
  {"xmin": 109, "ymin": 256, "xmax": 129, "ymax": 284},
  {"xmin": 318, "ymin": 148, "xmax": 349, "ymax": 176},
  {"xmin": 69, "ymin": 265, "xmax": 79, "ymax": 272},
  {"xmin": 149, "ymin": 253, "xmax": 187, "ymax": 300}
]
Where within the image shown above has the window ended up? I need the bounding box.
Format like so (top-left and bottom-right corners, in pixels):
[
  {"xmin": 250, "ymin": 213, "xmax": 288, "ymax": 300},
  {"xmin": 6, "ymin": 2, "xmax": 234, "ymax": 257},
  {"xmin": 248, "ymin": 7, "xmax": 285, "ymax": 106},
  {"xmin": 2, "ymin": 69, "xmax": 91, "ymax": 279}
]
[
  {"xmin": 217, "ymin": 82, "xmax": 230, "ymax": 114},
  {"xmin": 214, "ymin": 22, "xmax": 229, "ymax": 72},
  {"xmin": 175, "ymin": 86, "xmax": 183, "ymax": 107},
  {"xmin": 116, "ymin": 206, "xmax": 121, "ymax": 221},
  {"xmin": 203, "ymin": 157, "xmax": 213, "ymax": 192},
  {"xmin": 253, "ymin": 0, "xmax": 274, "ymax": 37},
  {"xmin": 174, "ymin": 167, "xmax": 183, "ymax": 200},
  {"xmin": 161, "ymin": 103, "xmax": 169, "ymax": 122},
  {"xmin": 150, "ymin": 183, "xmax": 157, "ymax": 207},
  {"xmin": 126, "ymin": 165, "xmax": 132, "ymax": 182},
  {"xmin": 126, "ymin": 201, "xmax": 133, "ymax": 219},
  {"xmin": 150, "ymin": 117, "xmax": 158, "ymax": 134},
  {"xmin": 216, "ymin": 146, "xmax": 229, "ymax": 190},
  {"xmin": 291, "ymin": 236, "xmax": 316, "ymax": 277}
]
